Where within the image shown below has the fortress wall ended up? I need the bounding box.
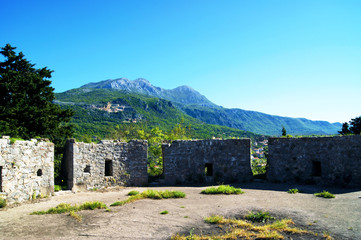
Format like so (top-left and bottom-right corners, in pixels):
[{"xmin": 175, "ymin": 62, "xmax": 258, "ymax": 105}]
[
  {"xmin": 162, "ymin": 139, "xmax": 252, "ymax": 185},
  {"xmin": 268, "ymin": 135, "xmax": 361, "ymax": 187},
  {"xmin": 0, "ymin": 136, "xmax": 54, "ymax": 204}
]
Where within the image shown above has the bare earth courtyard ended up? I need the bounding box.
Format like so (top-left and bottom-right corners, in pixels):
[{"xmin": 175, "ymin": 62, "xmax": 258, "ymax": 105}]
[{"xmin": 0, "ymin": 183, "xmax": 360, "ymax": 240}]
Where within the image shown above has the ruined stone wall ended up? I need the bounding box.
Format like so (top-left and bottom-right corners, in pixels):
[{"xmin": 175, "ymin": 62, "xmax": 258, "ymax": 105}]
[
  {"xmin": 0, "ymin": 136, "xmax": 54, "ymax": 204},
  {"xmin": 162, "ymin": 139, "xmax": 252, "ymax": 185},
  {"xmin": 267, "ymin": 135, "xmax": 361, "ymax": 187},
  {"xmin": 64, "ymin": 139, "xmax": 148, "ymax": 191}
]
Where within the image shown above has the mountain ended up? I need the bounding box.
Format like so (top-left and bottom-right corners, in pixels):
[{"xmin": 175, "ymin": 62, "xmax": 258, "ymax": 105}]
[
  {"xmin": 54, "ymin": 88, "xmax": 261, "ymax": 141},
  {"xmin": 81, "ymin": 78, "xmax": 216, "ymax": 107},
  {"xmin": 75, "ymin": 78, "xmax": 342, "ymax": 136}
]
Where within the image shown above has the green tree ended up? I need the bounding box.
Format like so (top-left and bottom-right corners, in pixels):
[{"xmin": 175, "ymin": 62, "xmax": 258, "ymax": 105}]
[
  {"xmin": 338, "ymin": 122, "xmax": 351, "ymax": 135},
  {"xmin": 0, "ymin": 44, "xmax": 74, "ymax": 181},
  {"xmin": 339, "ymin": 117, "xmax": 361, "ymax": 135},
  {"xmin": 281, "ymin": 126, "xmax": 287, "ymax": 136}
]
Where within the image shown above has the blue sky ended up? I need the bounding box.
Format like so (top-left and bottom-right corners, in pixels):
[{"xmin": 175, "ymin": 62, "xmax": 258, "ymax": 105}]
[{"xmin": 1, "ymin": 0, "xmax": 360, "ymax": 123}]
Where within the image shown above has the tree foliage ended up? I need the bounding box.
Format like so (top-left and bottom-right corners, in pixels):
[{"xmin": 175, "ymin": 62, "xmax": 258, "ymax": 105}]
[
  {"xmin": 281, "ymin": 126, "xmax": 287, "ymax": 136},
  {"xmin": 0, "ymin": 44, "xmax": 73, "ymax": 148},
  {"xmin": 339, "ymin": 117, "xmax": 361, "ymax": 135}
]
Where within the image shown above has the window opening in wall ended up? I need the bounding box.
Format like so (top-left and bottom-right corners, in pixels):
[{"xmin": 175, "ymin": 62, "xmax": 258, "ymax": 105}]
[
  {"xmin": 0, "ymin": 166, "xmax": 2, "ymax": 192},
  {"xmin": 312, "ymin": 161, "xmax": 322, "ymax": 176},
  {"xmin": 84, "ymin": 165, "xmax": 91, "ymax": 173},
  {"xmin": 37, "ymin": 169, "xmax": 43, "ymax": 176},
  {"xmin": 105, "ymin": 160, "xmax": 113, "ymax": 176},
  {"xmin": 205, "ymin": 163, "xmax": 213, "ymax": 176}
]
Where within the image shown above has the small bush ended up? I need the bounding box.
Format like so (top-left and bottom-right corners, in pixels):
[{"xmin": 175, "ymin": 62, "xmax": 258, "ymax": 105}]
[
  {"xmin": 201, "ymin": 185, "xmax": 244, "ymax": 195},
  {"xmin": 127, "ymin": 190, "xmax": 139, "ymax": 196},
  {"xmin": 0, "ymin": 196, "xmax": 7, "ymax": 208},
  {"xmin": 245, "ymin": 211, "xmax": 275, "ymax": 223},
  {"xmin": 160, "ymin": 210, "xmax": 168, "ymax": 214},
  {"xmin": 287, "ymin": 188, "xmax": 299, "ymax": 194},
  {"xmin": 314, "ymin": 191, "xmax": 335, "ymax": 198},
  {"xmin": 54, "ymin": 185, "xmax": 62, "ymax": 192}
]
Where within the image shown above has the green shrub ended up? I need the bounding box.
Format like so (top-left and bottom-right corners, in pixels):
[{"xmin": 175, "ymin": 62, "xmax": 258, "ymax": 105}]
[
  {"xmin": 10, "ymin": 137, "xmax": 24, "ymax": 144},
  {"xmin": 245, "ymin": 211, "xmax": 275, "ymax": 223},
  {"xmin": 54, "ymin": 185, "xmax": 62, "ymax": 192},
  {"xmin": 0, "ymin": 196, "xmax": 6, "ymax": 208},
  {"xmin": 160, "ymin": 210, "xmax": 168, "ymax": 214},
  {"xmin": 201, "ymin": 185, "xmax": 244, "ymax": 195},
  {"xmin": 127, "ymin": 190, "xmax": 139, "ymax": 196},
  {"xmin": 287, "ymin": 188, "xmax": 299, "ymax": 194},
  {"xmin": 314, "ymin": 191, "xmax": 335, "ymax": 198}
]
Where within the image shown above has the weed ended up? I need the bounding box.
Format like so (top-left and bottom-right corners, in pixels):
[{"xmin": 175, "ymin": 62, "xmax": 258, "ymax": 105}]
[
  {"xmin": 204, "ymin": 215, "xmax": 224, "ymax": 224},
  {"xmin": 69, "ymin": 211, "xmax": 82, "ymax": 222},
  {"xmin": 180, "ymin": 206, "xmax": 185, "ymax": 208},
  {"xmin": 0, "ymin": 196, "xmax": 6, "ymax": 208},
  {"xmin": 10, "ymin": 137, "xmax": 24, "ymax": 144},
  {"xmin": 54, "ymin": 185, "xmax": 62, "ymax": 192},
  {"xmin": 245, "ymin": 211, "xmax": 275, "ymax": 223},
  {"xmin": 184, "ymin": 216, "xmax": 189, "ymax": 218},
  {"xmin": 160, "ymin": 210, "xmax": 168, "ymax": 214},
  {"xmin": 287, "ymin": 188, "xmax": 299, "ymax": 194},
  {"xmin": 201, "ymin": 185, "xmax": 244, "ymax": 195},
  {"xmin": 314, "ymin": 191, "xmax": 335, "ymax": 198},
  {"xmin": 323, "ymin": 231, "xmax": 333, "ymax": 240},
  {"xmin": 127, "ymin": 190, "xmax": 139, "ymax": 196}
]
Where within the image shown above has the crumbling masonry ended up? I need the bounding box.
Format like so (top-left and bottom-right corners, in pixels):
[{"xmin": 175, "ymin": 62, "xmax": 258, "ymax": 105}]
[
  {"xmin": 64, "ymin": 139, "xmax": 148, "ymax": 191},
  {"xmin": 0, "ymin": 136, "xmax": 54, "ymax": 204},
  {"xmin": 1, "ymin": 135, "xmax": 361, "ymax": 205}
]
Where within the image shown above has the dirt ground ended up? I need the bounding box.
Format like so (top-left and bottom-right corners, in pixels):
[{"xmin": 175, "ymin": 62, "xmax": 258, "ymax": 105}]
[{"xmin": 0, "ymin": 182, "xmax": 360, "ymax": 240}]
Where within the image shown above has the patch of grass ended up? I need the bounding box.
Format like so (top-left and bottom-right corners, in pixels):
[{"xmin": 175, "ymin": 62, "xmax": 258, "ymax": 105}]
[
  {"xmin": 314, "ymin": 191, "xmax": 335, "ymax": 198},
  {"xmin": 173, "ymin": 215, "xmax": 316, "ymax": 240},
  {"xmin": 31, "ymin": 201, "xmax": 107, "ymax": 215},
  {"xmin": 201, "ymin": 185, "xmax": 244, "ymax": 195},
  {"xmin": 204, "ymin": 215, "xmax": 224, "ymax": 224},
  {"xmin": 69, "ymin": 211, "xmax": 82, "ymax": 222},
  {"xmin": 160, "ymin": 210, "xmax": 168, "ymax": 214},
  {"xmin": 0, "ymin": 196, "xmax": 6, "ymax": 208},
  {"xmin": 127, "ymin": 190, "xmax": 139, "ymax": 196},
  {"xmin": 287, "ymin": 188, "xmax": 299, "ymax": 194},
  {"xmin": 110, "ymin": 190, "xmax": 186, "ymax": 207},
  {"xmin": 54, "ymin": 185, "xmax": 62, "ymax": 192},
  {"xmin": 245, "ymin": 211, "xmax": 275, "ymax": 223}
]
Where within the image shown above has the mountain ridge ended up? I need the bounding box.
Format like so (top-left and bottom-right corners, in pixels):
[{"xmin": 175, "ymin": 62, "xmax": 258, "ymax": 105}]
[{"xmin": 68, "ymin": 77, "xmax": 342, "ymax": 136}]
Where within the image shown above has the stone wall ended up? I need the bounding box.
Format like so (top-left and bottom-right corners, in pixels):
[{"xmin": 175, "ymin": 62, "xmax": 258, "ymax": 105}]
[
  {"xmin": 64, "ymin": 139, "xmax": 148, "ymax": 191},
  {"xmin": 267, "ymin": 135, "xmax": 361, "ymax": 187},
  {"xmin": 0, "ymin": 136, "xmax": 54, "ymax": 204},
  {"xmin": 162, "ymin": 139, "xmax": 252, "ymax": 185}
]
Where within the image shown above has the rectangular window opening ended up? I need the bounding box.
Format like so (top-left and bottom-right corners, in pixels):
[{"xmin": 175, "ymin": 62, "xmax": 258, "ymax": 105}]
[
  {"xmin": 312, "ymin": 161, "xmax": 322, "ymax": 177},
  {"xmin": 205, "ymin": 163, "xmax": 213, "ymax": 177},
  {"xmin": 105, "ymin": 160, "xmax": 113, "ymax": 176},
  {"xmin": 84, "ymin": 165, "xmax": 91, "ymax": 173}
]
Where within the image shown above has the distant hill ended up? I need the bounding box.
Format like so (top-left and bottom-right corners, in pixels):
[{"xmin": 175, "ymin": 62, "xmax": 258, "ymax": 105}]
[{"xmin": 74, "ymin": 78, "xmax": 342, "ymax": 136}]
